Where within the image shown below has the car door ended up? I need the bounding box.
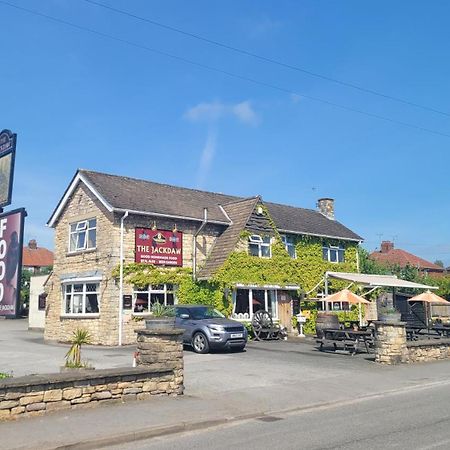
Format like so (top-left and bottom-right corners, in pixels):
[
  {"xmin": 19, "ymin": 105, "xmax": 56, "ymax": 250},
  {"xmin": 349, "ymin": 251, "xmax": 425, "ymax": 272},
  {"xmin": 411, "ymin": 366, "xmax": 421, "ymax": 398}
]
[{"xmin": 175, "ymin": 307, "xmax": 193, "ymax": 343}]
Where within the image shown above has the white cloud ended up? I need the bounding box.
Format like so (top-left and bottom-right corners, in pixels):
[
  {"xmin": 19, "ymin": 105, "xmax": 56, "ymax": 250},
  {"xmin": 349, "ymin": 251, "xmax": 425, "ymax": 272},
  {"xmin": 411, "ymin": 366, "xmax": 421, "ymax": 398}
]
[
  {"xmin": 184, "ymin": 100, "xmax": 259, "ymax": 126},
  {"xmin": 196, "ymin": 130, "xmax": 217, "ymax": 189},
  {"xmin": 232, "ymin": 101, "xmax": 259, "ymax": 125}
]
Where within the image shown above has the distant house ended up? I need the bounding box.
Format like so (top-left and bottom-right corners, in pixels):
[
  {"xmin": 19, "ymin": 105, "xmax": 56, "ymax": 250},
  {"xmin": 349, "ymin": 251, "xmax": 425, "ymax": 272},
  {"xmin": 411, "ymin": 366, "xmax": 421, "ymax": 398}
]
[
  {"xmin": 22, "ymin": 239, "xmax": 54, "ymax": 273},
  {"xmin": 370, "ymin": 241, "xmax": 445, "ymax": 277}
]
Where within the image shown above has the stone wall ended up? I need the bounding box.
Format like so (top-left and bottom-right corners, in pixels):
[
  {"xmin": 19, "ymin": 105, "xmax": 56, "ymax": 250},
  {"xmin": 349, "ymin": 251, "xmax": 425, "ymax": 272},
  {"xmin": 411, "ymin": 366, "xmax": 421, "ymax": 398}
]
[
  {"xmin": 374, "ymin": 321, "xmax": 408, "ymax": 364},
  {"xmin": 45, "ymin": 182, "xmax": 225, "ymax": 345},
  {"xmin": 136, "ymin": 328, "xmax": 184, "ymax": 390},
  {"xmin": 375, "ymin": 321, "xmax": 450, "ymax": 364},
  {"xmin": 0, "ymin": 366, "xmax": 182, "ymax": 421},
  {"xmin": 407, "ymin": 339, "xmax": 450, "ymax": 362}
]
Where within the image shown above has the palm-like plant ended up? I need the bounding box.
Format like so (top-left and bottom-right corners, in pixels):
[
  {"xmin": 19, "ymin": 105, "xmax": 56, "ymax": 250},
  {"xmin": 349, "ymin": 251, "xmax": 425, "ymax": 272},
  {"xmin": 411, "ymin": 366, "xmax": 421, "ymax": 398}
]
[
  {"xmin": 151, "ymin": 302, "xmax": 175, "ymax": 317},
  {"xmin": 65, "ymin": 328, "xmax": 92, "ymax": 368}
]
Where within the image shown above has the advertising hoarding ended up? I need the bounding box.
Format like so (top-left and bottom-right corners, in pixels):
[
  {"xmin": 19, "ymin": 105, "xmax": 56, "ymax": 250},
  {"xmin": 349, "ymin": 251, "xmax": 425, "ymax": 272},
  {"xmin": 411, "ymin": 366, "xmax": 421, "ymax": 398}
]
[
  {"xmin": 0, "ymin": 208, "xmax": 26, "ymax": 317},
  {"xmin": 135, "ymin": 228, "xmax": 183, "ymax": 266},
  {"xmin": 0, "ymin": 130, "xmax": 17, "ymax": 209}
]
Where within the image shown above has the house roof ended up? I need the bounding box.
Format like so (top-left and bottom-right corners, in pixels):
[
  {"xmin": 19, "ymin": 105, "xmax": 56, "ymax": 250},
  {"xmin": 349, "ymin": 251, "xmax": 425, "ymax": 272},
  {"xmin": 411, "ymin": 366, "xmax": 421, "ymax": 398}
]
[
  {"xmin": 47, "ymin": 169, "xmax": 362, "ymax": 241},
  {"xmin": 265, "ymin": 201, "xmax": 362, "ymax": 241},
  {"xmin": 198, "ymin": 197, "xmax": 260, "ymax": 279},
  {"xmin": 22, "ymin": 245, "xmax": 54, "ymax": 268},
  {"xmin": 370, "ymin": 248, "xmax": 444, "ymax": 272}
]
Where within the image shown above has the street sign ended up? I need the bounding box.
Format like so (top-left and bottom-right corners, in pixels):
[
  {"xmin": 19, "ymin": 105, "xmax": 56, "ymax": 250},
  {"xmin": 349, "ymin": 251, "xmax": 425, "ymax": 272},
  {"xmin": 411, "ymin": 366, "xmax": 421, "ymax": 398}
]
[
  {"xmin": 0, "ymin": 208, "xmax": 26, "ymax": 317},
  {"xmin": 0, "ymin": 129, "xmax": 17, "ymax": 209}
]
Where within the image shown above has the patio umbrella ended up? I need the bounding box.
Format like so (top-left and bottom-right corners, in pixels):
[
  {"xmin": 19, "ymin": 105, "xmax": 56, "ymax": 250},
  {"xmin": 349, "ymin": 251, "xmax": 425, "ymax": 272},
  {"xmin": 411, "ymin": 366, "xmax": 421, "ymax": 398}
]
[
  {"xmin": 407, "ymin": 290, "xmax": 450, "ymax": 333},
  {"xmin": 323, "ymin": 289, "xmax": 370, "ymax": 326}
]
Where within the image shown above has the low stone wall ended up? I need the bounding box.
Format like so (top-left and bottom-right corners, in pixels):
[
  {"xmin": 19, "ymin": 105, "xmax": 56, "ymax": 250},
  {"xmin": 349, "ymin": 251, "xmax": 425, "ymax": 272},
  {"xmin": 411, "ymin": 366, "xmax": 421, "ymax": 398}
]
[
  {"xmin": 407, "ymin": 339, "xmax": 450, "ymax": 363},
  {"xmin": 0, "ymin": 366, "xmax": 181, "ymax": 421},
  {"xmin": 375, "ymin": 321, "xmax": 450, "ymax": 364}
]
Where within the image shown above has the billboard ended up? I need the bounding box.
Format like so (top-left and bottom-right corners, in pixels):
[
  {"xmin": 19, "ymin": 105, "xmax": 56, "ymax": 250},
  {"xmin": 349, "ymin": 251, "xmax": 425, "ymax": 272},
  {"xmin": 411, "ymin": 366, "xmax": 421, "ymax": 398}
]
[
  {"xmin": 0, "ymin": 208, "xmax": 26, "ymax": 317},
  {"xmin": 135, "ymin": 228, "xmax": 183, "ymax": 266},
  {"xmin": 0, "ymin": 130, "xmax": 17, "ymax": 209}
]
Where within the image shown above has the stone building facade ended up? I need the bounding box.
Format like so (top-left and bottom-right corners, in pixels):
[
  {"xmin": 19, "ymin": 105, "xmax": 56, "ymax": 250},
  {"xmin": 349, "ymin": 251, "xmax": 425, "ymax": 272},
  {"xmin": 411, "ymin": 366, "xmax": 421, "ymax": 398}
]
[{"xmin": 44, "ymin": 169, "xmax": 362, "ymax": 345}]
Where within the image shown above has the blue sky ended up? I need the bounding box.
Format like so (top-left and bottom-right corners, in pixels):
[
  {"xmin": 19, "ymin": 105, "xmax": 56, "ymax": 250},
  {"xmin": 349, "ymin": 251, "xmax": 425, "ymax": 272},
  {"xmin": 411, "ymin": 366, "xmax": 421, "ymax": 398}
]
[{"xmin": 1, "ymin": 0, "xmax": 449, "ymax": 264}]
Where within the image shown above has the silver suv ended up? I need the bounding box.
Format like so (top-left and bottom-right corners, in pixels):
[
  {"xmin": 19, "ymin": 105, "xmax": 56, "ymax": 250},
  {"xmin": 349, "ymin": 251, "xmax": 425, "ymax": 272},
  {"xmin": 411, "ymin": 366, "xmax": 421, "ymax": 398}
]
[{"xmin": 175, "ymin": 305, "xmax": 248, "ymax": 354}]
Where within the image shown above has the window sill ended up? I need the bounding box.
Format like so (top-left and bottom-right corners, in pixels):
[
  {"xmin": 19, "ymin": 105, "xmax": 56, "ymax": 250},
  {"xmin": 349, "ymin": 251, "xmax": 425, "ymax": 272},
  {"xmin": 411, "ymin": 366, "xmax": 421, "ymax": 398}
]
[
  {"xmin": 66, "ymin": 249, "xmax": 97, "ymax": 257},
  {"xmin": 60, "ymin": 314, "xmax": 100, "ymax": 319}
]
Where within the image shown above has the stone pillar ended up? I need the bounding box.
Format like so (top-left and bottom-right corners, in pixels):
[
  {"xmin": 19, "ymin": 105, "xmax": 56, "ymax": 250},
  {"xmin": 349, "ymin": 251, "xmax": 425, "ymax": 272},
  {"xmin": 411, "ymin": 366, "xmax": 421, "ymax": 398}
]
[
  {"xmin": 135, "ymin": 329, "xmax": 184, "ymax": 395},
  {"xmin": 374, "ymin": 321, "xmax": 408, "ymax": 364}
]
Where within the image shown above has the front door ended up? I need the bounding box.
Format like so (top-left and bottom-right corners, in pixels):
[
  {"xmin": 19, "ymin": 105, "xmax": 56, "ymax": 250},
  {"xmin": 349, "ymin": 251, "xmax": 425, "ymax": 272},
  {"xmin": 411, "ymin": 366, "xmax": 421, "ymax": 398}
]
[{"xmin": 277, "ymin": 291, "xmax": 292, "ymax": 332}]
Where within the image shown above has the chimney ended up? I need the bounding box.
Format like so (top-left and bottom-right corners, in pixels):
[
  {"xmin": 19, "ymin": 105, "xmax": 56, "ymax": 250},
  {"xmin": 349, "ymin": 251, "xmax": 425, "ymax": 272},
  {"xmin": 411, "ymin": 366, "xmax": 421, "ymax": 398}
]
[
  {"xmin": 381, "ymin": 241, "xmax": 394, "ymax": 253},
  {"xmin": 28, "ymin": 239, "xmax": 37, "ymax": 250},
  {"xmin": 317, "ymin": 198, "xmax": 335, "ymax": 220}
]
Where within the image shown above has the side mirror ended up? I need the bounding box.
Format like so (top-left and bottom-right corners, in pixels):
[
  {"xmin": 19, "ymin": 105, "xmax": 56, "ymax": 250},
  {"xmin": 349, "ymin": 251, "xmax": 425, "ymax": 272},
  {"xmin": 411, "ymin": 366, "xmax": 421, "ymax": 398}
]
[{"xmin": 179, "ymin": 313, "xmax": 190, "ymax": 320}]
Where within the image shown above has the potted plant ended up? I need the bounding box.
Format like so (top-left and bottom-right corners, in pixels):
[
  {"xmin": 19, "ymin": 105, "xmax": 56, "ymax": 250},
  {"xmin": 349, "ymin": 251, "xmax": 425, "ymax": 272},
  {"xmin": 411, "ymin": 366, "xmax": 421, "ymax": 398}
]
[
  {"xmin": 378, "ymin": 307, "xmax": 401, "ymax": 323},
  {"xmin": 145, "ymin": 303, "xmax": 175, "ymax": 330},
  {"xmin": 62, "ymin": 328, "xmax": 94, "ymax": 371}
]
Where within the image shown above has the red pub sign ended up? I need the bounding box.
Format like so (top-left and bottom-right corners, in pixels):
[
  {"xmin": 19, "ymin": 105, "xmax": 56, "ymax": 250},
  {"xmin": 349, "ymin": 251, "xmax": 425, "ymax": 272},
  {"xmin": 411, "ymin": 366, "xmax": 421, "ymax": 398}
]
[{"xmin": 135, "ymin": 228, "xmax": 183, "ymax": 266}]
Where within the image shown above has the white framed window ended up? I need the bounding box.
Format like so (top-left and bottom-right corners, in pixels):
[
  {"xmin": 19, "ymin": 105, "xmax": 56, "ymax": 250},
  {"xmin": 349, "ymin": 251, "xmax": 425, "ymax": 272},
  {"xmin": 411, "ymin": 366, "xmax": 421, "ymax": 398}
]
[
  {"xmin": 281, "ymin": 235, "xmax": 296, "ymax": 258},
  {"xmin": 63, "ymin": 282, "xmax": 100, "ymax": 315},
  {"xmin": 248, "ymin": 235, "xmax": 271, "ymax": 258},
  {"xmin": 132, "ymin": 284, "xmax": 177, "ymax": 313},
  {"xmin": 322, "ymin": 245, "xmax": 345, "ymax": 263},
  {"xmin": 232, "ymin": 288, "xmax": 278, "ymax": 320},
  {"xmin": 69, "ymin": 218, "xmax": 97, "ymax": 252}
]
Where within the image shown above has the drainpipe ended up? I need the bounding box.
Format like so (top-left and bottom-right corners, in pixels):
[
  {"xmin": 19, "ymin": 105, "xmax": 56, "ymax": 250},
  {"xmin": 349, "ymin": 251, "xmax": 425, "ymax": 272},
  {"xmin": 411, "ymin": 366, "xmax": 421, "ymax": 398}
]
[
  {"xmin": 192, "ymin": 208, "xmax": 208, "ymax": 280},
  {"xmin": 118, "ymin": 210, "xmax": 129, "ymax": 346}
]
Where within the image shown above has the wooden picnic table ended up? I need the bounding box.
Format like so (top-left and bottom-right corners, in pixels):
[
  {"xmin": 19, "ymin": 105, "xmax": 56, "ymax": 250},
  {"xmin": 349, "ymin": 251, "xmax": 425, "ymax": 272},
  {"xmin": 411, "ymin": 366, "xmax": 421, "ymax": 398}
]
[
  {"xmin": 406, "ymin": 324, "xmax": 450, "ymax": 341},
  {"xmin": 317, "ymin": 328, "xmax": 374, "ymax": 355}
]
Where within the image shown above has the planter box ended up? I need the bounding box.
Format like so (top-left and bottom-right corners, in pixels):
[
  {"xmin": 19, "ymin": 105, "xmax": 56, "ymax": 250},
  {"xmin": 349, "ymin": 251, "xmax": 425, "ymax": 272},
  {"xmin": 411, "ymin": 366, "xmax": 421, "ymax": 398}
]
[{"xmin": 145, "ymin": 318, "xmax": 175, "ymax": 330}]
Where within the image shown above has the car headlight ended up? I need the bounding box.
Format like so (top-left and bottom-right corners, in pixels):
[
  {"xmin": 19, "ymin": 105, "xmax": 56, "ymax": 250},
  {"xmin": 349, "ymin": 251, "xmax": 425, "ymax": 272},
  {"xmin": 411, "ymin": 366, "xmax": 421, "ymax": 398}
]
[{"xmin": 207, "ymin": 325, "xmax": 225, "ymax": 333}]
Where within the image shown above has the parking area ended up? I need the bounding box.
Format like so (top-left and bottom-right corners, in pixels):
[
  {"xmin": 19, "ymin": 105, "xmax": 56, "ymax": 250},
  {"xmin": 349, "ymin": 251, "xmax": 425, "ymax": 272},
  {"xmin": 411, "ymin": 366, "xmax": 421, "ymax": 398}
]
[{"xmin": 2, "ymin": 318, "xmax": 450, "ymax": 411}]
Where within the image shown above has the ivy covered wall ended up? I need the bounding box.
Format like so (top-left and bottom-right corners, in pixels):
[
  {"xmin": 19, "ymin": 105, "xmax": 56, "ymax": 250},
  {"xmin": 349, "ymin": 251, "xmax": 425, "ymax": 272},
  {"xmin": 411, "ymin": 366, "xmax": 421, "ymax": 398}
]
[{"xmin": 114, "ymin": 205, "xmax": 360, "ymax": 326}]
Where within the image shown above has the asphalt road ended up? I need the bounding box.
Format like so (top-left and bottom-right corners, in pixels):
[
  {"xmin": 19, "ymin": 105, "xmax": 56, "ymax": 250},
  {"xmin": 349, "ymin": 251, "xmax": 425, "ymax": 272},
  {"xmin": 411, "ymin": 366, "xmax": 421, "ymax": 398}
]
[{"xmin": 110, "ymin": 382, "xmax": 450, "ymax": 450}]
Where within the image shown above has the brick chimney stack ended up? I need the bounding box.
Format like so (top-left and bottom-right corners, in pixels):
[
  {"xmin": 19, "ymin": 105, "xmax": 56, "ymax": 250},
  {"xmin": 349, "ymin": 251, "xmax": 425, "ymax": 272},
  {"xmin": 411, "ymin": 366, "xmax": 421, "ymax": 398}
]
[
  {"xmin": 317, "ymin": 198, "xmax": 335, "ymax": 220},
  {"xmin": 380, "ymin": 241, "xmax": 394, "ymax": 253},
  {"xmin": 28, "ymin": 239, "xmax": 37, "ymax": 250}
]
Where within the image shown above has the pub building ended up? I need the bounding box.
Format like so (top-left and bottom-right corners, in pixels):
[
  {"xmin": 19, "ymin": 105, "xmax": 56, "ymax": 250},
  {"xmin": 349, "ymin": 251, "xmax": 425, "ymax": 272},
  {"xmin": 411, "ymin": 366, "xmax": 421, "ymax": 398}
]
[{"xmin": 44, "ymin": 170, "xmax": 362, "ymax": 345}]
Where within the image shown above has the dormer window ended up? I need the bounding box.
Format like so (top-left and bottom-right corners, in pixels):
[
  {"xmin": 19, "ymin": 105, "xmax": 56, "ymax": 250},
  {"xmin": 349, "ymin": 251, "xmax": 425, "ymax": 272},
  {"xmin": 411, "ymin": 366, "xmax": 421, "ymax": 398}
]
[
  {"xmin": 249, "ymin": 235, "xmax": 271, "ymax": 258},
  {"xmin": 281, "ymin": 235, "xmax": 296, "ymax": 258}
]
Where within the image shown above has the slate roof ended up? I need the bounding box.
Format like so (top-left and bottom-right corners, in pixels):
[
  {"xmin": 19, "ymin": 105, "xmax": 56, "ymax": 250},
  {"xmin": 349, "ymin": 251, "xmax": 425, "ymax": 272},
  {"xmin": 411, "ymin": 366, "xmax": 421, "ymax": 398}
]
[
  {"xmin": 49, "ymin": 170, "xmax": 362, "ymax": 242},
  {"xmin": 197, "ymin": 197, "xmax": 260, "ymax": 279},
  {"xmin": 265, "ymin": 201, "xmax": 362, "ymax": 241},
  {"xmin": 80, "ymin": 170, "xmax": 236, "ymax": 224},
  {"xmin": 370, "ymin": 248, "xmax": 444, "ymax": 272}
]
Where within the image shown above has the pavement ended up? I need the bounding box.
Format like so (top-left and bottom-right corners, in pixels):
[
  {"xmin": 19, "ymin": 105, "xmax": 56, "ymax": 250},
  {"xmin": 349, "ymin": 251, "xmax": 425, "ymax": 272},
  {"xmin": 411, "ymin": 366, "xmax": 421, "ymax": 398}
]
[{"xmin": 1, "ymin": 319, "xmax": 450, "ymax": 449}]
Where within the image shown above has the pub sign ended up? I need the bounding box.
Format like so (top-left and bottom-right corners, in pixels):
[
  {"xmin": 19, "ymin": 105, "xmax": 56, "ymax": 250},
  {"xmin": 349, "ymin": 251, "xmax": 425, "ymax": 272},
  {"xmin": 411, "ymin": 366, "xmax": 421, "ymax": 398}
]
[
  {"xmin": 0, "ymin": 208, "xmax": 26, "ymax": 317},
  {"xmin": 0, "ymin": 129, "xmax": 17, "ymax": 209},
  {"xmin": 135, "ymin": 228, "xmax": 183, "ymax": 266}
]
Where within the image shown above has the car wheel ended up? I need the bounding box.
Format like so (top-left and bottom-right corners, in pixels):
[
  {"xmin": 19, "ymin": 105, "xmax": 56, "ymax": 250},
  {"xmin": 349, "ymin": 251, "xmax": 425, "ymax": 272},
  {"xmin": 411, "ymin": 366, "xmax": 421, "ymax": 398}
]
[{"xmin": 192, "ymin": 332, "xmax": 210, "ymax": 354}]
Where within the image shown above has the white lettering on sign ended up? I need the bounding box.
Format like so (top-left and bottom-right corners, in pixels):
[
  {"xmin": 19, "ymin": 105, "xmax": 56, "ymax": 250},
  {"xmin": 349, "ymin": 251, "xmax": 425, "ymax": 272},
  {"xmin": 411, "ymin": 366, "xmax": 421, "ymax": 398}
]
[{"xmin": 0, "ymin": 217, "xmax": 7, "ymax": 303}]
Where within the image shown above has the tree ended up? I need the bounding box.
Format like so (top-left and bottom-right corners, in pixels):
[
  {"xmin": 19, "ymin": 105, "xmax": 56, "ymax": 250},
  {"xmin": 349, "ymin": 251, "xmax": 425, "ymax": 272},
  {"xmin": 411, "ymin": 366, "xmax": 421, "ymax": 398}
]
[{"xmin": 434, "ymin": 260, "xmax": 444, "ymax": 268}]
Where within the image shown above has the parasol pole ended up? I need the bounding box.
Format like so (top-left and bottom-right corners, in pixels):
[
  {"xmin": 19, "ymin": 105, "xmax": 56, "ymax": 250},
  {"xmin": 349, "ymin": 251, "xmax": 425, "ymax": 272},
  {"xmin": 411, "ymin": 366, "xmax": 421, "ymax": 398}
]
[{"xmin": 358, "ymin": 303, "xmax": 362, "ymax": 327}]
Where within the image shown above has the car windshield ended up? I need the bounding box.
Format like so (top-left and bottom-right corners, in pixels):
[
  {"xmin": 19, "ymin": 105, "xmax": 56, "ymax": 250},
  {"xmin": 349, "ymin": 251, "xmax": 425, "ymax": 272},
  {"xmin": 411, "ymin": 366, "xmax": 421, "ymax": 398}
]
[{"xmin": 190, "ymin": 307, "xmax": 225, "ymax": 320}]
